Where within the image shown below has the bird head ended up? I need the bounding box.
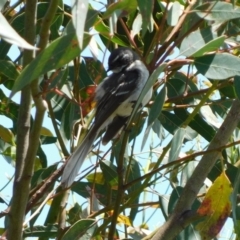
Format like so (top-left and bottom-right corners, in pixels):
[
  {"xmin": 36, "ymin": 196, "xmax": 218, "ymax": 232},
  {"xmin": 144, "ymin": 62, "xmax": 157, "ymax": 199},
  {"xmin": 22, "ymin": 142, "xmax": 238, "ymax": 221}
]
[{"xmin": 107, "ymin": 47, "xmax": 140, "ymax": 73}]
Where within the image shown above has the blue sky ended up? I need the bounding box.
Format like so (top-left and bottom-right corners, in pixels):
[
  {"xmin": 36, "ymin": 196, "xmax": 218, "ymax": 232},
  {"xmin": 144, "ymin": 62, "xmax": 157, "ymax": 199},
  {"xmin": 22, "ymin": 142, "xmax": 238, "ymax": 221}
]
[{"xmin": 0, "ymin": 0, "xmax": 235, "ymax": 239}]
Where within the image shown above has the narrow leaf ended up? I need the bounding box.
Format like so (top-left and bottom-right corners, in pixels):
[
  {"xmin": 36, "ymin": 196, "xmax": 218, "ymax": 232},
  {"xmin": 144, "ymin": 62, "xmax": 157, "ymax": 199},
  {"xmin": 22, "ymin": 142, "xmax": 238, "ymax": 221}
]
[
  {"xmin": 128, "ymin": 63, "xmax": 167, "ymax": 126},
  {"xmin": 131, "ymin": 14, "xmax": 142, "ymax": 38},
  {"xmin": 0, "ymin": 125, "xmax": 15, "ymax": 145},
  {"xmin": 137, "ymin": 0, "xmax": 153, "ymax": 35},
  {"xmin": 0, "ymin": 60, "xmax": 19, "ymax": 80},
  {"xmin": 11, "ymin": 33, "xmax": 90, "ymax": 95},
  {"xmin": 99, "ymin": 160, "xmax": 118, "ymax": 187},
  {"xmin": 196, "ymin": 2, "xmax": 240, "ymax": 21},
  {"xmin": 142, "ymin": 86, "xmax": 166, "ymax": 149},
  {"xmin": 127, "ymin": 159, "xmax": 142, "ymax": 221},
  {"xmin": 23, "ymin": 225, "xmax": 58, "ymax": 238},
  {"xmin": 231, "ymin": 169, "xmax": 240, "ymax": 236},
  {"xmin": 141, "ymin": 123, "xmax": 153, "ymax": 150},
  {"xmin": 194, "ymin": 53, "xmax": 240, "ymax": 80},
  {"xmin": 62, "ymin": 219, "xmax": 96, "ymax": 240},
  {"xmin": 168, "ymin": 128, "xmax": 185, "ymax": 162},
  {"xmin": 0, "ymin": 1, "xmax": 7, "ymax": 11},
  {"xmin": 167, "ymin": 2, "xmax": 182, "ymax": 26},
  {"xmin": 103, "ymin": 0, "xmax": 137, "ymax": 18},
  {"xmin": 148, "ymin": 86, "xmax": 166, "ymax": 126},
  {"xmin": 71, "ymin": 0, "xmax": 88, "ymax": 49},
  {"xmin": 180, "ymin": 28, "xmax": 225, "ymax": 57},
  {"xmin": 234, "ymin": 75, "xmax": 240, "ymax": 100},
  {"xmin": 0, "ymin": 12, "xmax": 37, "ymax": 50}
]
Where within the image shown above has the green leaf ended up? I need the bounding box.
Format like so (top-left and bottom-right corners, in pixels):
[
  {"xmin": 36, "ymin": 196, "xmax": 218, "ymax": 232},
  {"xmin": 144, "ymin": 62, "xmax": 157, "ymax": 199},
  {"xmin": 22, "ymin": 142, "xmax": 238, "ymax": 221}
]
[
  {"xmin": 173, "ymin": 109, "xmax": 216, "ymax": 142},
  {"xmin": 148, "ymin": 86, "xmax": 166, "ymax": 126},
  {"xmin": 141, "ymin": 123, "xmax": 153, "ymax": 150},
  {"xmin": 178, "ymin": 225, "xmax": 201, "ymax": 240},
  {"xmin": 0, "ymin": 12, "xmax": 37, "ymax": 50},
  {"xmin": 132, "ymin": 14, "xmax": 142, "ymax": 37},
  {"xmin": 219, "ymin": 83, "xmax": 236, "ymax": 99},
  {"xmin": 60, "ymin": 101, "xmax": 80, "ymax": 140},
  {"xmin": 85, "ymin": 8, "xmax": 98, "ymax": 31},
  {"xmin": 128, "ymin": 63, "xmax": 167, "ymax": 126},
  {"xmin": 180, "ymin": 28, "xmax": 225, "ymax": 57},
  {"xmin": 40, "ymin": 135, "xmax": 57, "ymax": 145},
  {"xmin": 31, "ymin": 163, "xmax": 58, "ymax": 189},
  {"xmin": 159, "ymin": 195, "xmax": 169, "ymax": 220},
  {"xmin": 127, "ymin": 158, "xmax": 142, "ymax": 221},
  {"xmin": 211, "ymin": 99, "xmax": 232, "ymax": 118},
  {"xmin": 137, "ymin": 0, "xmax": 153, "ymax": 35},
  {"xmin": 71, "ymin": 0, "xmax": 88, "ymax": 49},
  {"xmin": 141, "ymin": 86, "xmax": 166, "ymax": 149},
  {"xmin": 0, "ymin": 40, "xmax": 11, "ymax": 59},
  {"xmin": 180, "ymin": 161, "xmax": 196, "ymax": 187},
  {"xmin": 23, "ymin": 225, "xmax": 58, "ymax": 238},
  {"xmin": 0, "ymin": 60, "xmax": 19, "ymax": 80},
  {"xmin": 168, "ymin": 128, "xmax": 185, "ymax": 162},
  {"xmin": 46, "ymin": 67, "xmax": 69, "ymax": 100},
  {"xmin": 231, "ymin": 169, "xmax": 240, "ymax": 235},
  {"xmin": 40, "ymin": 187, "xmax": 65, "ymax": 233},
  {"xmin": 99, "ymin": 160, "xmax": 118, "ymax": 187},
  {"xmin": 194, "ymin": 53, "xmax": 240, "ymax": 80},
  {"xmin": 167, "ymin": 2, "xmax": 182, "ymax": 26},
  {"xmin": 159, "ymin": 112, "xmax": 197, "ymax": 141},
  {"xmin": 62, "ymin": 219, "xmax": 96, "ymax": 240},
  {"xmin": 234, "ymin": 76, "xmax": 240, "ymax": 100},
  {"xmin": 103, "ymin": 0, "xmax": 137, "ymax": 18},
  {"xmin": 11, "ymin": 32, "xmax": 91, "ymax": 95},
  {"xmin": 84, "ymin": 57, "xmax": 106, "ymax": 83},
  {"xmin": 196, "ymin": 2, "xmax": 240, "ymax": 21},
  {"xmin": 0, "ymin": 125, "xmax": 15, "ymax": 145},
  {"xmin": 67, "ymin": 202, "xmax": 82, "ymax": 225},
  {"xmin": 168, "ymin": 186, "xmax": 183, "ymax": 214},
  {"xmin": 72, "ymin": 181, "xmax": 119, "ymax": 206},
  {"xmin": 166, "ymin": 75, "xmax": 199, "ymax": 104},
  {"xmin": 95, "ymin": 17, "xmax": 129, "ymax": 46}
]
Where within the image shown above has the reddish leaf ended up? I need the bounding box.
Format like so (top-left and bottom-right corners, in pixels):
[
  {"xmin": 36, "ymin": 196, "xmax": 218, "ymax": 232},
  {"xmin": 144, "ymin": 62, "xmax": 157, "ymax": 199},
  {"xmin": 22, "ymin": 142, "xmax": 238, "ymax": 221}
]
[
  {"xmin": 79, "ymin": 85, "xmax": 96, "ymax": 117},
  {"xmin": 196, "ymin": 172, "xmax": 232, "ymax": 239}
]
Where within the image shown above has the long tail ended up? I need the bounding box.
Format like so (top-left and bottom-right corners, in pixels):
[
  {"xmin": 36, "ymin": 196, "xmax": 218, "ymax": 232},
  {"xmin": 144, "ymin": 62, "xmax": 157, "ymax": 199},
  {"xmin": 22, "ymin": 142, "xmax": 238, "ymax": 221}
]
[{"xmin": 61, "ymin": 129, "xmax": 98, "ymax": 188}]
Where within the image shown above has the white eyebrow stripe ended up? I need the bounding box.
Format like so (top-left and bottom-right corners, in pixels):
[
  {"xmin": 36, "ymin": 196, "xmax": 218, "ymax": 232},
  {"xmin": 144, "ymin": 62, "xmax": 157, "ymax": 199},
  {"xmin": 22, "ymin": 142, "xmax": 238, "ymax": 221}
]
[{"xmin": 115, "ymin": 90, "xmax": 131, "ymax": 96}]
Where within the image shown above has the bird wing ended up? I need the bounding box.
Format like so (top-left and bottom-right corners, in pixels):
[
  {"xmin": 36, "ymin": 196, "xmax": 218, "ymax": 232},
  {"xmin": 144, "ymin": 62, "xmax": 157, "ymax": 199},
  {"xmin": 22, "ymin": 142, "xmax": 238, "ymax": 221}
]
[
  {"xmin": 93, "ymin": 69, "xmax": 140, "ymax": 131},
  {"xmin": 102, "ymin": 115, "xmax": 129, "ymax": 145},
  {"xmin": 61, "ymin": 69, "xmax": 139, "ymax": 187}
]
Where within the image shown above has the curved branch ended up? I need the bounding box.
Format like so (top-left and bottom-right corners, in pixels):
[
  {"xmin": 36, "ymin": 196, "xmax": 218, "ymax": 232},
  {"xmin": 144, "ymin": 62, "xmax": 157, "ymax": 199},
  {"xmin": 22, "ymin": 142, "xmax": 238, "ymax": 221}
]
[{"xmin": 152, "ymin": 99, "xmax": 240, "ymax": 240}]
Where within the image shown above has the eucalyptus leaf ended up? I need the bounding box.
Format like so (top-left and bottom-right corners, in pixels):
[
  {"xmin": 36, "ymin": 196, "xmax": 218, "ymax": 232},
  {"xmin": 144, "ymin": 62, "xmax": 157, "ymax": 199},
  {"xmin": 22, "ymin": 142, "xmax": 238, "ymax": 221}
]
[
  {"xmin": 0, "ymin": 60, "xmax": 19, "ymax": 80},
  {"xmin": 62, "ymin": 219, "xmax": 96, "ymax": 240},
  {"xmin": 71, "ymin": 0, "xmax": 88, "ymax": 49},
  {"xmin": 194, "ymin": 53, "xmax": 240, "ymax": 80},
  {"xmin": 0, "ymin": 13, "xmax": 37, "ymax": 50},
  {"xmin": 11, "ymin": 32, "xmax": 91, "ymax": 96},
  {"xmin": 23, "ymin": 225, "xmax": 58, "ymax": 238},
  {"xmin": 167, "ymin": 2, "xmax": 182, "ymax": 26},
  {"xmin": 137, "ymin": 0, "xmax": 153, "ymax": 35},
  {"xmin": 180, "ymin": 28, "xmax": 225, "ymax": 57},
  {"xmin": 196, "ymin": 2, "xmax": 240, "ymax": 21},
  {"xmin": 128, "ymin": 63, "xmax": 167, "ymax": 126},
  {"xmin": 234, "ymin": 76, "xmax": 240, "ymax": 100},
  {"xmin": 99, "ymin": 160, "xmax": 118, "ymax": 187},
  {"xmin": 168, "ymin": 128, "xmax": 185, "ymax": 163}
]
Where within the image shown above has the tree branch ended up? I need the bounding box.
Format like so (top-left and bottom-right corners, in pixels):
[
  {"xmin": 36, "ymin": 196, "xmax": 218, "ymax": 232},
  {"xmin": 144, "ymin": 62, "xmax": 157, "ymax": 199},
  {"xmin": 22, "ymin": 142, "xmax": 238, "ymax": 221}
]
[
  {"xmin": 7, "ymin": 0, "xmax": 37, "ymax": 239},
  {"xmin": 152, "ymin": 99, "xmax": 240, "ymax": 240},
  {"xmin": 7, "ymin": 1, "xmax": 59, "ymax": 239}
]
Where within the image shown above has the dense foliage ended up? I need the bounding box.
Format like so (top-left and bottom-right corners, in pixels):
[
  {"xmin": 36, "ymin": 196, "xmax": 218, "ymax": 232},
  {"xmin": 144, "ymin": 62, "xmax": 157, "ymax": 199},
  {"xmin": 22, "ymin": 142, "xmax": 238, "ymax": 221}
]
[{"xmin": 1, "ymin": 0, "xmax": 240, "ymax": 239}]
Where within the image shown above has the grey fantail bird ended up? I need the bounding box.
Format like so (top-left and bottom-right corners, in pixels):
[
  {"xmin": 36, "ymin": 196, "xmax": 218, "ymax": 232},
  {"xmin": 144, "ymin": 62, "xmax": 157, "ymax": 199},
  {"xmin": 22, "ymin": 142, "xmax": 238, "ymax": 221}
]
[{"xmin": 61, "ymin": 47, "xmax": 152, "ymax": 187}]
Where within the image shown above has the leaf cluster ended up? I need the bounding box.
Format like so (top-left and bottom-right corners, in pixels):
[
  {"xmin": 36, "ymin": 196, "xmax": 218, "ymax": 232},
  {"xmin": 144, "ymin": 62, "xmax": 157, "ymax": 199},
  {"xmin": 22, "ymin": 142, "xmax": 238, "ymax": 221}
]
[{"xmin": 1, "ymin": 0, "xmax": 240, "ymax": 239}]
